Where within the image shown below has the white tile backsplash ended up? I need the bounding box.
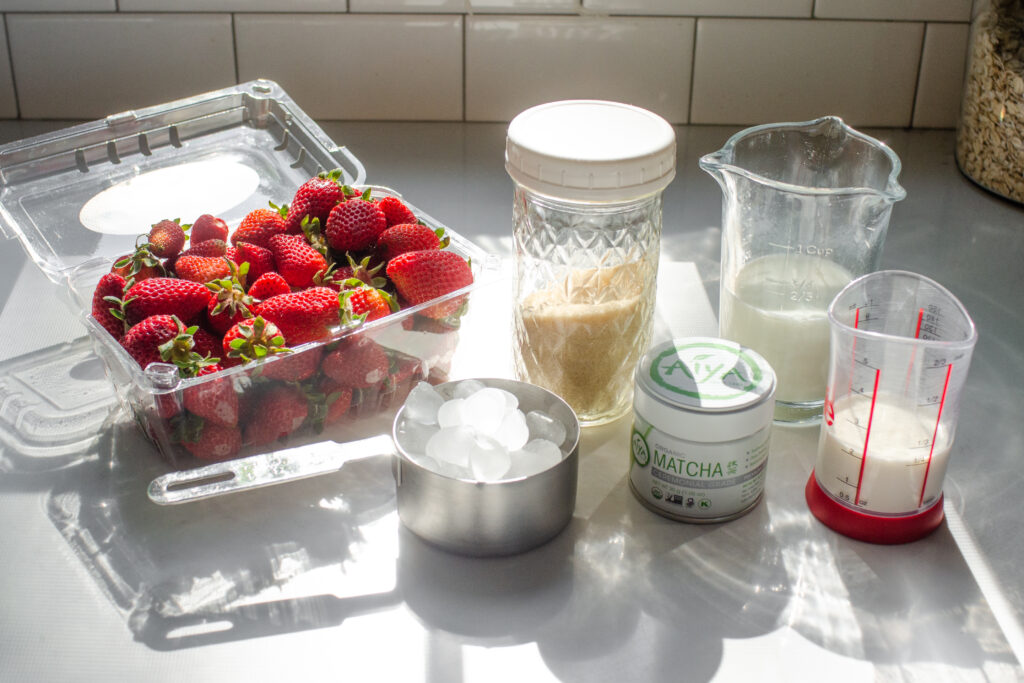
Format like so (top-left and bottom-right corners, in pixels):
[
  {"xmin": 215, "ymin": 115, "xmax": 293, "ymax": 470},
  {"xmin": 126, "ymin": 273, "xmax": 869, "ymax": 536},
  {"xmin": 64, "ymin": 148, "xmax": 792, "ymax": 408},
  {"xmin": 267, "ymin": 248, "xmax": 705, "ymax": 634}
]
[
  {"xmin": 235, "ymin": 14, "xmax": 463, "ymax": 120},
  {"xmin": 121, "ymin": 0, "xmax": 346, "ymax": 10},
  {"xmin": 914, "ymin": 23, "xmax": 970, "ymax": 129},
  {"xmin": 814, "ymin": 0, "xmax": 970, "ymax": 22},
  {"xmin": 691, "ymin": 19, "xmax": 924, "ymax": 127},
  {"xmin": 0, "ymin": 4, "xmax": 972, "ymax": 127},
  {"xmin": 466, "ymin": 16, "xmax": 694, "ymax": 123},
  {"xmin": 584, "ymin": 0, "xmax": 812, "ymax": 18},
  {"xmin": 471, "ymin": 0, "xmax": 579, "ymax": 12},
  {"xmin": 349, "ymin": 0, "xmax": 460, "ymax": 12},
  {"xmin": 0, "ymin": 0, "xmax": 114, "ymax": 10},
  {"xmin": 0, "ymin": 18, "xmax": 16, "ymax": 118},
  {"xmin": 8, "ymin": 14, "xmax": 236, "ymax": 119}
]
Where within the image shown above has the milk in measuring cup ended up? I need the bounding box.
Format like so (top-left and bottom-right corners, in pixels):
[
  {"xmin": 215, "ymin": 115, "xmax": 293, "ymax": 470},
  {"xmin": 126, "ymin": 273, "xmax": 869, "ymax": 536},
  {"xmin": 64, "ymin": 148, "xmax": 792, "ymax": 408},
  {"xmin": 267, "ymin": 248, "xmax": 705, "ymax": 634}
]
[
  {"xmin": 719, "ymin": 254, "xmax": 852, "ymax": 404},
  {"xmin": 816, "ymin": 393, "xmax": 950, "ymax": 515}
]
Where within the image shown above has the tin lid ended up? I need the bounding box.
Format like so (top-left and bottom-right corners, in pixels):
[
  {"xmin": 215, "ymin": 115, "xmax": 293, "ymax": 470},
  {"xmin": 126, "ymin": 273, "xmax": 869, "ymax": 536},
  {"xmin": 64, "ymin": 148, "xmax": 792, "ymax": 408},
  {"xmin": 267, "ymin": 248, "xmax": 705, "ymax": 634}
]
[
  {"xmin": 635, "ymin": 338, "xmax": 776, "ymax": 442},
  {"xmin": 505, "ymin": 100, "xmax": 676, "ymax": 202}
]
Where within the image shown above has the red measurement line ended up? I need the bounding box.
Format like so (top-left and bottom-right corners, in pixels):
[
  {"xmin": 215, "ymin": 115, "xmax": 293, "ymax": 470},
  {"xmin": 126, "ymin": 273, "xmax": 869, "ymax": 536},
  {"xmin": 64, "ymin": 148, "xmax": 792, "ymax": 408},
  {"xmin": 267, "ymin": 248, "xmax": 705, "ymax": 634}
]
[
  {"xmin": 854, "ymin": 367, "xmax": 881, "ymax": 506},
  {"xmin": 919, "ymin": 363, "xmax": 953, "ymax": 508},
  {"xmin": 905, "ymin": 307, "xmax": 926, "ymax": 390},
  {"xmin": 849, "ymin": 307, "xmax": 861, "ymax": 393}
]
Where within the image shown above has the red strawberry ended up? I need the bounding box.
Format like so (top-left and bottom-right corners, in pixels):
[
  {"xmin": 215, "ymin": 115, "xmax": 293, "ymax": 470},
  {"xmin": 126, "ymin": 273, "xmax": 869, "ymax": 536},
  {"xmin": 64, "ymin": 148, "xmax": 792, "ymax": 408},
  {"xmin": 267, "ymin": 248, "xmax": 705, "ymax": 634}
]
[
  {"xmin": 261, "ymin": 346, "xmax": 323, "ymax": 382},
  {"xmin": 232, "ymin": 207, "xmax": 287, "ymax": 248},
  {"xmin": 111, "ymin": 246, "xmax": 165, "ymax": 284},
  {"xmin": 322, "ymin": 336, "xmax": 389, "ymax": 389},
  {"xmin": 192, "ymin": 327, "xmax": 221, "ymax": 361},
  {"xmin": 182, "ymin": 421, "xmax": 242, "ymax": 461},
  {"xmin": 148, "ymin": 219, "xmax": 188, "ymax": 259},
  {"xmin": 191, "ymin": 214, "xmax": 230, "ymax": 244},
  {"xmin": 121, "ymin": 314, "xmax": 197, "ymax": 370},
  {"xmin": 175, "ymin": 254, "xmax": 232, "ymax": 283},
  {"xmin": 285, "ymin": 171, "xmax": 346, "ymax": 234},
  {"xmin": 385, "ymin": 354, "xmax": 425, "ymax": 407},
  {"xmin": 244, "ymin": 385, "xmax": 309, "ymax": 446},
  {"xmin": 123, "ymin": 277, "xmax": 212, "ymax": 326},
  {"xmin": 376, "ymin": 196, "xmax": 418, "ymax": 227},
  {"xmin": 324, "ymin": 198, "xmax": 387, "ymax": 252},
  {"xmin": 376, "ymin": 223, "xmax": 447, "ymax": 261},
  {"xmin": 180, "ymin": 239, "xmax": 227, "ymax": 258},
  {"xmin": 308, "ymin": 377, "xmax": 353, "ymax": 430},
  {"xmin": 268, "ymin": 233, "xmax": 328, "ymax": 289},
  {"xmin": 92, "ymin": 272, "xmax": 128, "ymax": 339},
  {"xmin": 232, "ymin": 242, "xmax": 276, "ymax": 282},
  {"xmin": 206, "ymin": 274, "xmax": 256, "ymax": 335},
  {"xmin": 248, "ymin": 271, "xmax": 292, "ymax": 301},
  {"xmin": 183, "ymin": 364, "xmax": 239, "ymax": 427},
  {"xmin": 256, "ymin": 287, "xmax": 339, "ymax": 345},
  {"xmin": 316, "ymin": 253, "xmax": 387, "ymax": 291},
  {"xmin": 385, "ymin": 250, "xmax": 473, "ymax": 319},
  {"xmin": 341, "ymin": 286, "xmax": 395, "ymax": 323},
  {"xmin": 221, "ymin": 316, "xmax": 289, "ymax": 366}
]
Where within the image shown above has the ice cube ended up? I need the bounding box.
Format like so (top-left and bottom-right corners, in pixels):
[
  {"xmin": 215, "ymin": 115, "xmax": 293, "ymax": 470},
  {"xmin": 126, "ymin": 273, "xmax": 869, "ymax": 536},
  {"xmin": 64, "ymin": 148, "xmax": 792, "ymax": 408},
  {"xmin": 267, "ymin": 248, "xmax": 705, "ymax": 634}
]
[
  {"xmin": 426, "ymin": 426, "xmax": 475, "ymax": 468},
  {"xmin": 437, "ymin": 398, "xmax": 466, "ymax": 429},
  {"xmin": 525, "ymin": 410, "xmax": 568, "ymax": 447},
  {"xmin": 395, "ymin": 419, "xmax": 439, "ymax": 456},
  {"xmin": 461, "ymin": 387, "xmax": 508, "ymax": 436},
  {"xmin": 493, "ymin": 409, "xmax": 529, "ymax": 452},
  {"xmin": 469, "ymin": 433, "xmax": 511, "ymax": 482},
  {"xmin": 404, "ymin": 381, "xmax": 445, "ymax": 425},
  {"xmin": 452, "ymin": 379, "xmax": 487, "ymax": 399},
  {"xmin": 496, "ymin": 388, "xmax": 519, "ymax": 412},
  {"xmin": 507, "ymin": 438, "xmax": 563, "ymax": 479}
]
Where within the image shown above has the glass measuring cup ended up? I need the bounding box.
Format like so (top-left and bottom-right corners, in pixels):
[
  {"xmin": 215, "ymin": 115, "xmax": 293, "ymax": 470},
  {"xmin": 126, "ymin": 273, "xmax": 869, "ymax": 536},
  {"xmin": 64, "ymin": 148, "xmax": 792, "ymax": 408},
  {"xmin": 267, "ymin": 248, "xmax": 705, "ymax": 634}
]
[
  {"xmin": 806, "ymin": 270, "xmax": 978, "ymax": 544},
  {"xmin": 700, "ymin": 116, "xmax": 906, "ymax": 423}
]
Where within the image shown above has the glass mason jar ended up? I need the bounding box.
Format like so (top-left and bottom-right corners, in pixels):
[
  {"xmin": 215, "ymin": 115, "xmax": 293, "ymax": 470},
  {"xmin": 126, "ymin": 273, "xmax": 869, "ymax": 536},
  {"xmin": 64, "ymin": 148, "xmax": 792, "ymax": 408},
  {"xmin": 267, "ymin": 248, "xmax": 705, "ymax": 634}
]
[
  {"xmin": 505, "ymin": 100, "xmax": 676, "ymax": 426},
  {"xmin": 956, "ymin": 0, "xmax": 1024, "ymax": 204}
]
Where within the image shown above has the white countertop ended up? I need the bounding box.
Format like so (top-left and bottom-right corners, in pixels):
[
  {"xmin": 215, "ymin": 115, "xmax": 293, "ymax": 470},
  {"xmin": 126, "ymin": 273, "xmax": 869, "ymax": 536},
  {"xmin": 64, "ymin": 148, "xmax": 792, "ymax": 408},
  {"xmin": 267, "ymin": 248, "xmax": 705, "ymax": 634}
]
[{"xmin": 0, "ymin": 120, "xmax": 1021, "ymax": 682}]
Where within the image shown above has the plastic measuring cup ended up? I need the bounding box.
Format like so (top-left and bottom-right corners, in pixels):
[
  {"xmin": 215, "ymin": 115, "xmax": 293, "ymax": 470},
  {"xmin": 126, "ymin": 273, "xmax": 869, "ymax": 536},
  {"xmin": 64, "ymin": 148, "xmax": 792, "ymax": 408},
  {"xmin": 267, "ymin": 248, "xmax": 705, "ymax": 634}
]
[{"xmin": 805, "ymin": 270, "xmax": 977, "ymax": 544}]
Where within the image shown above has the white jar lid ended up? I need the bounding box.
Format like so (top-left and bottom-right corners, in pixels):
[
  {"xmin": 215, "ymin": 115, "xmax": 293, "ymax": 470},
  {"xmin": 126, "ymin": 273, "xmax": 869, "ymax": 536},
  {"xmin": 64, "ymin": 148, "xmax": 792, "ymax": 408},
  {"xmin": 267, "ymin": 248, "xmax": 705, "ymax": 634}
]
[
  {"xmin": 505, "ymin": 100, "xmax": 676, "ymax": 202},
  {"xmin": 635, "ymin": 338, "xmax": 776, "ymax": 442}
]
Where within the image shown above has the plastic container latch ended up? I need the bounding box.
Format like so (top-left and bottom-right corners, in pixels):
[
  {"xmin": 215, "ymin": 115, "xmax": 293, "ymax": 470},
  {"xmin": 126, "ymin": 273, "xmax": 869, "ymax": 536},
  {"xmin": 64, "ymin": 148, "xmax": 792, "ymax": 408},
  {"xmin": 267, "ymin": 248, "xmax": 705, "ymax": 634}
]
[{"xmin": 145, "ymin": 363, "xmax": 180, "ymax": 389}]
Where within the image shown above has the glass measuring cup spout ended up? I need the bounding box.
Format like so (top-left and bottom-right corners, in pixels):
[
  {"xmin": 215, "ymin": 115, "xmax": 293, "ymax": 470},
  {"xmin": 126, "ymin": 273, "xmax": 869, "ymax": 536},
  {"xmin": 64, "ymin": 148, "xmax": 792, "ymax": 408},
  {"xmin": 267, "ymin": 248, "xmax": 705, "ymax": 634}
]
[
  {"xmin": 699, "ymin": 115, "xmax": 906, "ymax": 203},
  {"xmin": 700, "ymin": 116, "xmax": 907, "ymax": 424}
]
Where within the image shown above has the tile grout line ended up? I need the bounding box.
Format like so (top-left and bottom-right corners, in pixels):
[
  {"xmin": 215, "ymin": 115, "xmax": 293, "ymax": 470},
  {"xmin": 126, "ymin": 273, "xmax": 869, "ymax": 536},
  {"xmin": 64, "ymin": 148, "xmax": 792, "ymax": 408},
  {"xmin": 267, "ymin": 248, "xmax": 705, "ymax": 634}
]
[
  {"xmin": 2, "ymin": 13, "xmax": 19, "ymax": 120},
  {"xmin": 231, "ymin": 13, "xmax": 240, "ymax": 86},
  {"xmin": 908, "ymin": 22, "xmax": 927, "ymax": 128},
  {"xmin": 461, "ymin": 12, "xmax": 467, "ymax": 123},
  {"xmin": 687, "ymin": 17, "xmax": 698, "ymax": 125}
]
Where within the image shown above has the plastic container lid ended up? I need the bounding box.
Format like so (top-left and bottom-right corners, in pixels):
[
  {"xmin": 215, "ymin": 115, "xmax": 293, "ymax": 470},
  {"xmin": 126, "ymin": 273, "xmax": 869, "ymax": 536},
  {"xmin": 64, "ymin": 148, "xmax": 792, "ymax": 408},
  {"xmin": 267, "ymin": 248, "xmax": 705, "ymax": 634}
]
[
  {"xmin": 634, "ymin": 338, "xmax": 776, "ymax": 443},
  {"xmin": 505, "ymin": 100, "xmax": 676, "ymax": 202}
]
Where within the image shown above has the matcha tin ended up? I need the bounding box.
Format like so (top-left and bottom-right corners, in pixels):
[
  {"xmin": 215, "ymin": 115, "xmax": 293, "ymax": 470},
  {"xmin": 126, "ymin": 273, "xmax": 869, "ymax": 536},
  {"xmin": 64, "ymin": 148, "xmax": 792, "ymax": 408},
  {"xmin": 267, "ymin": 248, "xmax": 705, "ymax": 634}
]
[{"xmin": 629, "ymin": 337, "xmax": 777, "ymax": 523}]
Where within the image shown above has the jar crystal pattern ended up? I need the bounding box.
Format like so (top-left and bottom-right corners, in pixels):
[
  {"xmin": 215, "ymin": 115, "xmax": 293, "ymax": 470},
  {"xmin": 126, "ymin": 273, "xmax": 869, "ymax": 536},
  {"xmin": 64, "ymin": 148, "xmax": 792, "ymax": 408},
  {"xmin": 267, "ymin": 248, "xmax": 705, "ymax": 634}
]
[{"xmin": 513, "ymin": 189, "xmax": 661, "ymax": 425}]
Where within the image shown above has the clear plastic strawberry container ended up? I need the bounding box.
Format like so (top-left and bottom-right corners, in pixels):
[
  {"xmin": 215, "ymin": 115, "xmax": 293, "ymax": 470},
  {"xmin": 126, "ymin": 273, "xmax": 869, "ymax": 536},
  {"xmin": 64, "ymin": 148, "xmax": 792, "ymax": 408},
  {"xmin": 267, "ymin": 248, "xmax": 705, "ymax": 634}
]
[{"xmin": 0, "ymin": 80, "xmax": 503, "ymax": 485}]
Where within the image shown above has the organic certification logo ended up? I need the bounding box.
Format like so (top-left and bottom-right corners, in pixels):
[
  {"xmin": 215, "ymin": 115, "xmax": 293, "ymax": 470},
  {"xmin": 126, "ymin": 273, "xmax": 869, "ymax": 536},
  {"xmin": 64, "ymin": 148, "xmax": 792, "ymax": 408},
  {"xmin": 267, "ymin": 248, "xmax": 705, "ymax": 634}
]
[{"xmin": 631, "ymin": 429, "xmax": 650, "ymax": 467}]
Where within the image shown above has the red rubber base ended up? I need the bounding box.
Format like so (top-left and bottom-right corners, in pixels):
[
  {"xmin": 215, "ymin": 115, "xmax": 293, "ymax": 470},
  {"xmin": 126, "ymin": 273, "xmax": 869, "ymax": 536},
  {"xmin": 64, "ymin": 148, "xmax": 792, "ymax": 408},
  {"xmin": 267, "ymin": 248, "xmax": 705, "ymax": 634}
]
[{"xmin": 805, "ymin": 471, "xmax": 945, "ymax": 544}]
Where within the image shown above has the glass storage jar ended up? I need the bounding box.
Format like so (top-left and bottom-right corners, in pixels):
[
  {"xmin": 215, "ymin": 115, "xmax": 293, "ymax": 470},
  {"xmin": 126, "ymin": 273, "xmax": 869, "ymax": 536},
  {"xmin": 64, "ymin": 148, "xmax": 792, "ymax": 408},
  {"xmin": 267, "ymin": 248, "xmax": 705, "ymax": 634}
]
[
  {"xmin": 505, "ymin": 100, "xmax": 676, "ymax": 425},
  {"xmin": 957, "ymin": 0, "xmax": 1024, "ymax": 204}
]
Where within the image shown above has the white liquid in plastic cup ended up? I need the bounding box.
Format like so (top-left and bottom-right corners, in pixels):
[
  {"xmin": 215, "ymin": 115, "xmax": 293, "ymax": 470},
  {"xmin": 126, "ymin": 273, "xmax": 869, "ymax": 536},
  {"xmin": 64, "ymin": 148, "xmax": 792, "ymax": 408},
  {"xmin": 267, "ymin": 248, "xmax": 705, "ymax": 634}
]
[{"xmin": 807, "ymin": 270, "xmax": 977, "ymax": 544}]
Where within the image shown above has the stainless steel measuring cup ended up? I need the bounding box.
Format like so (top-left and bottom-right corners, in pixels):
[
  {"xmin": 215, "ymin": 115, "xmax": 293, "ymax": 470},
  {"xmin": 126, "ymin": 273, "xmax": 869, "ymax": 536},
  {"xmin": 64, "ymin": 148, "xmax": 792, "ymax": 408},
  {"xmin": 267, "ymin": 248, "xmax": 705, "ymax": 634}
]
[
  {"xmin": 700, "ymin": 116, "xmax": 906, "ymax": 423},
  {"xmin": 806, "ymin": 270, "xmax": 978, "ymax": 544}
]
